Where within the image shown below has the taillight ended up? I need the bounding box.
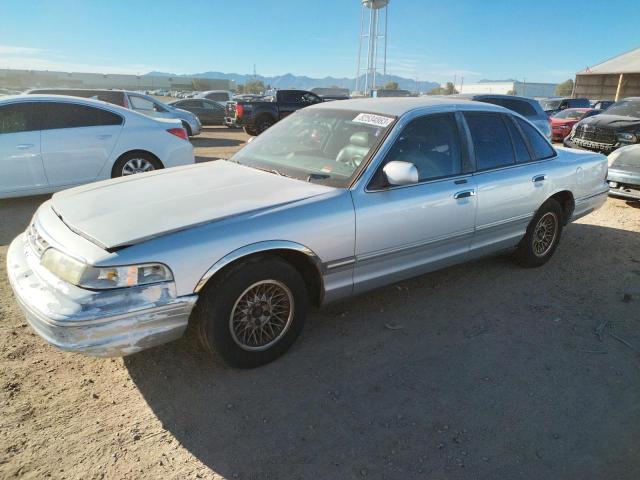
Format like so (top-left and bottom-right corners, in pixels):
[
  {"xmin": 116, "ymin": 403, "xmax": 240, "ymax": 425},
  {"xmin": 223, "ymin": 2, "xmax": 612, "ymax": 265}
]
[
  {"xmin": 236, "ymin": 104, "xmax": 244, "ymax": 119},
  {"xmin": 167, "ymin": 128, "xmax": 188, "ymax": 140}
]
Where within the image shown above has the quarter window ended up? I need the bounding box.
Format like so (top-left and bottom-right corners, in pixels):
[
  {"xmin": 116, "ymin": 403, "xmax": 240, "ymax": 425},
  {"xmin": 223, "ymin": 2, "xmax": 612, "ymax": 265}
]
[
  {"xmin": 464, "ymin": 112, "xmax": 515, "ymax": 170},
  {"xmin": 41, "ymin": 102, "xmax": 123, "ymax": 130},
  {"xmin": 515, "ymin": 117, "xmax": 556, "ymax": 160},
  {"xmin": 505, "ymin": 116, "xmax": 531, "ymax": 163},
  {"xmin": 0, "ymin": 103, "xmax": 39, "ymax": 133},
  {"xmin": 383, "ymin": 113, "xmax": 463, "ymax": 181}
]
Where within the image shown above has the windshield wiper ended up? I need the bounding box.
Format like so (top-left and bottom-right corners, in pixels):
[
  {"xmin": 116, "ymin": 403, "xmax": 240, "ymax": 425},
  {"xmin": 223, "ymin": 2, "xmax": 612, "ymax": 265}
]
[{"xmin": 307, "ymin": 173, "xmax": 330, "ymax": 182}]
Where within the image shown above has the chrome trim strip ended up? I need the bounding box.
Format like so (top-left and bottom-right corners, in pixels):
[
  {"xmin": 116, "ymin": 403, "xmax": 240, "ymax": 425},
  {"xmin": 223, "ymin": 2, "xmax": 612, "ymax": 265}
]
[
  {"xmin": 194, "ymin": 240, "xmax": 325, "ymax": 293},
  {"xmin": 575, "ymin": 188, "xmax": 609, "ymax": 204},
  {"xmin": 476, "ymin": 212, "xmax": 534, "ymax": 232},
  {"xmin": 325, "ymin": 257, "xmax": 356, "ymax": 270},
  {"xmin": 357, "ymin": 228, "xmax": 475, "ymax": 263}
]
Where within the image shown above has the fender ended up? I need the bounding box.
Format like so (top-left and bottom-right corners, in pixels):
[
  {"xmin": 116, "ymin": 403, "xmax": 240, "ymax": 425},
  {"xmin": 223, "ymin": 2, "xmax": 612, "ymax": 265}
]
[{"xmin": 193, "ymin": 240, "xmax": 324, "ymax": 293}]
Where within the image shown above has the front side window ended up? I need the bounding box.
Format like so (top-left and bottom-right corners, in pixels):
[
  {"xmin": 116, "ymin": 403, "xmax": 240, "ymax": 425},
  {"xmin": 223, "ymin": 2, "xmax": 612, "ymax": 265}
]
[
  {"xmin": 206, "ymin": 92, "xmax": 229, "ymax": 102},
  {"xmin": 0, "ymin": 103, "xmax": 39, "ymax": 134},
  {"xmin": 382, "ymin": 113, "xmax": 463, "ymax": 182},
  {"xmin": 232, "ymin": 108, "xmax": 395, "ymax": 187},
  {"xmin": 515, "ymin": 117, "xmax": 556, "ymax": 160},
  {"xmin": 464, "ymin": 112, "xmax": 515, "ymax": 170},
  {"xmin": 41, "ymin": 102, "xmax": 123, "ymax": 130}
]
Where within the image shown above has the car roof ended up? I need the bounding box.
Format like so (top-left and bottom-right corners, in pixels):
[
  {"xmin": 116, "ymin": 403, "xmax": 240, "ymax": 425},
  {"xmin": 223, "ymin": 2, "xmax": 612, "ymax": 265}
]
[{"xmin": 310, "ymin": 96, "xmax": 505, "ymax": 116}]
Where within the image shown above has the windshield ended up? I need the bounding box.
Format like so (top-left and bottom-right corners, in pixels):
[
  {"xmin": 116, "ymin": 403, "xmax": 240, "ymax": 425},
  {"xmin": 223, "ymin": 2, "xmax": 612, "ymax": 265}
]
[
  {"xmin": 603, "ymin": 100, "xmax": 640, "ymax": 118},
  {"xmin": 540, "ymin": 99, "xmax": 561, "ymax": 111},
  {"xmin": 553, "ymin": 109, "xmax": 586, "ymax": 120},
  {"xmin": 231, "ymin": 108, "xmax": 395, "ymax": 187}
]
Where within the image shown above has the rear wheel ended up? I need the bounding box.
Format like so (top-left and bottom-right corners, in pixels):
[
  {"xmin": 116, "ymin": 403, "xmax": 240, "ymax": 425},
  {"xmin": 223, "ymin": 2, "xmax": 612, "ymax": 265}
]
[
  {"xmin": 255, "ymin": 116, "xmax": 275, "ymax": 135},
  {"xmin": 193, "ymin": 257, "xmax": 308, "ymax": 368},
  {"xmin": 243, "ymin": 126, "xmax": 258, "ymax": 136},
  {"xmin": 112, "ymin": 152, "xmax": 163, "ymax": 178},
  {"xmin": 514, "ymin": 198, "xmax": 563, "ymax": 267}
]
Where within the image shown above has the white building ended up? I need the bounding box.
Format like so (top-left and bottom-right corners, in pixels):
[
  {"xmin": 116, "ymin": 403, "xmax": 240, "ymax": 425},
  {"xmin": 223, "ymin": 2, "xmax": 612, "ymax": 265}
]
[{"xmin": 457, "ymin": 80, "xmax": 557, "ymax": 98}]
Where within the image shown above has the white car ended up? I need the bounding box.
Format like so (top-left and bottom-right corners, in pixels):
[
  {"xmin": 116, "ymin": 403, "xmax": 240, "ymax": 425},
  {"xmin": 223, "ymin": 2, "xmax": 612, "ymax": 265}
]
[{"xmin": 0, "ymin": 95, "xmax": 195, "ymax": 199}]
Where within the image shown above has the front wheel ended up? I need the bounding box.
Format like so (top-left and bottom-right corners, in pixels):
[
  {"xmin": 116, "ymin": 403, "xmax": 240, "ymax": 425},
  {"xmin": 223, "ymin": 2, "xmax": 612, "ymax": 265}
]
[
  {"xmin": 514, "ymin": 198, "xmax": 563, "ymax": 267},
  {"xmin": 193, "ymin": 257, "xmax": 308, "ymax": 368}
]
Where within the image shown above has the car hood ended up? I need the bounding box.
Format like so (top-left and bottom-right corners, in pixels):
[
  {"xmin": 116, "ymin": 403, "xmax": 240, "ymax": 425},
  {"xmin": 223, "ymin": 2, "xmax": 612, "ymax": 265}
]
[
  {"xmin": 578, "ymin": 114, "xmax": 640, "ymax": 131},
  {"xmin": 50, "ymin": 161, "xmax": 335, "ymax": 250}
]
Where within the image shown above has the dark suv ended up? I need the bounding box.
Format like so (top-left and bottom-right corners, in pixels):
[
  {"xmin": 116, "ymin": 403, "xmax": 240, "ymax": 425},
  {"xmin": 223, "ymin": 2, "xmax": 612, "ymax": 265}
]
[
  {"xmin": 564, "ymin": 97, "xmax": 640, "ymax": 154},
  {"xmin": 454, "ymin": 94, "xmax": 551, "ymax": 139},
  {"xmin": 539, "ymin": 97, "xmax": 590, "ymax": 116}
]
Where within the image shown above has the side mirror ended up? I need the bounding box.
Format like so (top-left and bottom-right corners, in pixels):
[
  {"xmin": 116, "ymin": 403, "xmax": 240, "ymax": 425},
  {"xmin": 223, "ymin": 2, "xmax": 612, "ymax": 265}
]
[{"xmin": 383, "ymin": 161, "xmax": 419, "ymax": 186}]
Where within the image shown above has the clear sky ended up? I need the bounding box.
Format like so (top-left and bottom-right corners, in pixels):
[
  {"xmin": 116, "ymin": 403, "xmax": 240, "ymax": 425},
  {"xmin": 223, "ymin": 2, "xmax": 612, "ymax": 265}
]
[{"xmin": 0, "ymin": 0, "xmax": 637, "ymax": 84}]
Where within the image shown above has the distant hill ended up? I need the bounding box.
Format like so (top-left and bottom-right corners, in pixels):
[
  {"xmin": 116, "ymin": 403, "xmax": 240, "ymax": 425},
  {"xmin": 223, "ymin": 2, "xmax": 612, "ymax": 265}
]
[{"xmin": 146, "ymin": 71, "xmax": 439, "ymax": 92}]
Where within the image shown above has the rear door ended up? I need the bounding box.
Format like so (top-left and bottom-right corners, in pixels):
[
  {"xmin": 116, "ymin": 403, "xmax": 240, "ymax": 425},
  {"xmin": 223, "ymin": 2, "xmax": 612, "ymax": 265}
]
[
  {"xmin": 40, "ymin": 102, "xmax": 123, "ymax": 187},
  {"xmin": 466, "ymin": 112, "xmax": 556, "ymax": 254},
  {"xmin": 0, "ymin": 102, "xmax": 47, "ymax": 196}
]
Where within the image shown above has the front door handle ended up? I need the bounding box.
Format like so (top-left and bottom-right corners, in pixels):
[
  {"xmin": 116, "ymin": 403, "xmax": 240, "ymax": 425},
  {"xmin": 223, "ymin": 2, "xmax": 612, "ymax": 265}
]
[
  {"xmin": 16, "ymin": 143, "xmax": 34, "ymax": 150},
  {"xmin": 454, "ymin": 189, "xmax": 476, "ymax": 200},
  {"xmin": 532, "ymin": 174, "xmax": 547, "ymax": 183}
]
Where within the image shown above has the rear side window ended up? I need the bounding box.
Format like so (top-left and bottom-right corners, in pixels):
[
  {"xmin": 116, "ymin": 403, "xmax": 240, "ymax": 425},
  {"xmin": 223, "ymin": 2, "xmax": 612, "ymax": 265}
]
[
  {"xmin": 28, "ymin": 90, "xmax": 126, "ymax": 107},
  {"xmin": 464, "ymin": 112, "xmax": 515, "ymax": 170},
  {"xmin": 505, "ymin": 116, "xmax": 531, "ymax": 163},
  {"xmin": 205, "ymin": 92, "xmax": 229, "ymax": 102},
  {"xmin": 0, "ymin": 103, "xmax": 40, "ymax": 133},
  {"xmin": 515, "ymin": 117, "xmax": 556, "ymax": 160},
  {"xmin": 41, "ymin": 102, "xmax": 123, "ymax": 130}
]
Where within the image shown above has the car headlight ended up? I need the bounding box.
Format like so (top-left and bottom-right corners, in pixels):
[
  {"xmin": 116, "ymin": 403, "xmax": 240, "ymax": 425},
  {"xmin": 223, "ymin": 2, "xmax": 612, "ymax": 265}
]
[
  {"xmin": 41, "ymin": 249, "xmax": 173, "ymax": 289},
  {"xmin": 616, "ymin": 132, "xmax": 637, "ymax": 143}
]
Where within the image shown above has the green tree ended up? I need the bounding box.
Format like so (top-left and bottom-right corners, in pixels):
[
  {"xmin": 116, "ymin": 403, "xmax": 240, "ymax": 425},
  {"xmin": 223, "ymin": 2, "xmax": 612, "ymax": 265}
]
[
  {"xmin": 555, "ymin": 79, "xmax": 574, "ymax": 96},
  {"xmin": 235, "ymin": 84, "xmax": 245, "ymax": 94},
  {"xmin": 384, "ymin": 81, "xmax": 399, "ymax": 90},
  {"xmin": 428, "ymin": 82, "xmax": 458, "ymax": 95},
  {"xmin": 506, "ymin": 89, "xmax": 517, "ymax": 95},
  {"xmin": 244, "ymin": 80, "xmax": 265, "ymax": 94}
]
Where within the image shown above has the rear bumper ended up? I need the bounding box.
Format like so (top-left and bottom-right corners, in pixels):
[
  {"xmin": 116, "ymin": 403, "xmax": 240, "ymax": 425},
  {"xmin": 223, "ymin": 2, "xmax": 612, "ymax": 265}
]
[{"xmin": 6, "ymin": 234, "xmax": 197, "ymax": 357}]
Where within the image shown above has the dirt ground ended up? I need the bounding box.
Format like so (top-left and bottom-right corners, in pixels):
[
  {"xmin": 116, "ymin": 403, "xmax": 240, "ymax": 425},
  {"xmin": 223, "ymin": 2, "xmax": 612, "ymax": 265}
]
[{"xmin": 1, "ymin": 128, "xmax": 639, "ymax": 479}]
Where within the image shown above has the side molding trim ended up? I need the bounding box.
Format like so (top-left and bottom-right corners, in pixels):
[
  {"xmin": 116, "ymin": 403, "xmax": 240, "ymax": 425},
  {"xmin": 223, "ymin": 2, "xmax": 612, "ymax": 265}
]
[{"xmin": 194, "ymin": 240, "xmax": 325, "ymax": 293}]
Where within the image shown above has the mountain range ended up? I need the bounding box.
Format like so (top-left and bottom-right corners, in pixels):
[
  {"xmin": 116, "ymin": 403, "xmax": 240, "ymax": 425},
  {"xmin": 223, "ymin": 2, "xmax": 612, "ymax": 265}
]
[{"xmin": 146, "ymin": 71, "xmax": 440, "ymax": 92}]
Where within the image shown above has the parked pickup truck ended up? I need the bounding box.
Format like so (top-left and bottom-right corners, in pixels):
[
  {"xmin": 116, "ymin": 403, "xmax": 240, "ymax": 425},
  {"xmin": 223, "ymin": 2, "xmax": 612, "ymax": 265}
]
[
  {"xmin": 225, "ymin": 89, "xmax": 323, "ymax": 135},
  {"xmin": 7, "ymin": 98, "xmax": 608, "ymax": 369}
]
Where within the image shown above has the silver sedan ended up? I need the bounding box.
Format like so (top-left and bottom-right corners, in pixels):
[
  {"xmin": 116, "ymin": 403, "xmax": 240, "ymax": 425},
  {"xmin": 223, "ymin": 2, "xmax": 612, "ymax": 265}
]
[{"xmin": 7, "ymin": 97, "xmax": 609, "ymax": 368}]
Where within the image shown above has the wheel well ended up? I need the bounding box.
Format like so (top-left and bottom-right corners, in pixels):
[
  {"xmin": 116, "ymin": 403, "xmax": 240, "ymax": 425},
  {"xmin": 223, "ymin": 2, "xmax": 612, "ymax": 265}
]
[
  {"xmin": 256, "ymin": 113, "xmax": 275, "ymax": 124},
  {"xmin": 181, "ymin": 120, "xmax": 192, "ymax": 136},
  {"xmin": 111, "ymin": 150, "xmax": 163, "ymax": 177},
  {"xmin": 549, "ymin": 190, "xmax": 575, "ymax": 225},
  {"xmin": 202, "ymin": 249, "xmax": 324, "ymax": 306}
]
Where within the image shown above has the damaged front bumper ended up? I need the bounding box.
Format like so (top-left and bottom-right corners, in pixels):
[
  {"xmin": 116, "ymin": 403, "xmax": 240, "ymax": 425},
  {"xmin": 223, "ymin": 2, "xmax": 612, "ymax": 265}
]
[{"xmin": 6, "ymin": 234, "xmax": 197, "ymax": 357}]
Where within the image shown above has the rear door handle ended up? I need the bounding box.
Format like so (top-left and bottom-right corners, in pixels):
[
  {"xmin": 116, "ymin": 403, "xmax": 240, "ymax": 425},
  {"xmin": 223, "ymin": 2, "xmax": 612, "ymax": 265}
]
[
  {"xmin": 532, "ymin": 174, "xmax": 547, "ymax": 183},
  {"xmin": 454, "ymin": 189, "xmax": 476, "ymax": 200},
  {"xmin": 16, "ymin": 144, "xmax": 34, "ymax": 150}
]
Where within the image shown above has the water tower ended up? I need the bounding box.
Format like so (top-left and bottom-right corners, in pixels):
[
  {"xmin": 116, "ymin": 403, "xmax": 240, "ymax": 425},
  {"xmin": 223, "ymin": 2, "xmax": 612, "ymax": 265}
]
[{"xmin": 355, "ymin": 0, "xmax": 389, "ymax": 95}]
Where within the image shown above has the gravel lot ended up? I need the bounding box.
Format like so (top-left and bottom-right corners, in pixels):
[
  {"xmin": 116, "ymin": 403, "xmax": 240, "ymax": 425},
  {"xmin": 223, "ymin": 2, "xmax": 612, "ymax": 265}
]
[{"xmin": 1, "ymin": 129, "xmax": 639, "ymax": 479}]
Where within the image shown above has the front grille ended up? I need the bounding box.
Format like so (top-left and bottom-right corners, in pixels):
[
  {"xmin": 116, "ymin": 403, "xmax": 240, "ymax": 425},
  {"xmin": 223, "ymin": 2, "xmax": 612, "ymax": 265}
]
[
  {"xmin": 26, "ymin": 223, "xmax": 49, "ymax": 258},
  {"xmin": 574, "ymin": 125, "xmax": 616, "ymax": 145}
]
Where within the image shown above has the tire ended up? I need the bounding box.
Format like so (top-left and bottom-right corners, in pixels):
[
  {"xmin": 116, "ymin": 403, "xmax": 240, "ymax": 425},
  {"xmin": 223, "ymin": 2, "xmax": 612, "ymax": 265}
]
[
  {"xmin": 193, "ymin": 257, "xmax": 308, "ymax": 369},
  {"xmin": 514, "ymin": 198, "xmax": 563, "ymax": 267},
  {"xmin": 111, "ymin": 152, "xmax": 163, "ymax": 178},
  {"xmin": 181, "ymin": 121, "xmax": 193, "ymax": 137},
  {"xmin": 243, "ymin": 126, "xmax": 258, "ymax": 136},
  {"xmin": 255, "ymin": 115, "xmax": 275, "ymax": 135}
]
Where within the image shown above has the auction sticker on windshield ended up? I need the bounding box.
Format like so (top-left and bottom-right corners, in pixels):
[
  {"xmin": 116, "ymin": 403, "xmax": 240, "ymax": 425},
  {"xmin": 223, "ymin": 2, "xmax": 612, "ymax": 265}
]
[{"xmin": 353, "ymin": 113, "xmax": 394, "ymax": 128}]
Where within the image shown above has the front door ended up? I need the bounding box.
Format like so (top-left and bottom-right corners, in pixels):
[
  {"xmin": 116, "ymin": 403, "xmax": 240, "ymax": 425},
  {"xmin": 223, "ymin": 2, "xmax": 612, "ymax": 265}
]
[
  {"xmin": 0, "ymin": 102, "xmax": 47, "ymax": 196},
  {"xmin": 351, "ymin": 112, "xmax": 477, "ymax": 293}
]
